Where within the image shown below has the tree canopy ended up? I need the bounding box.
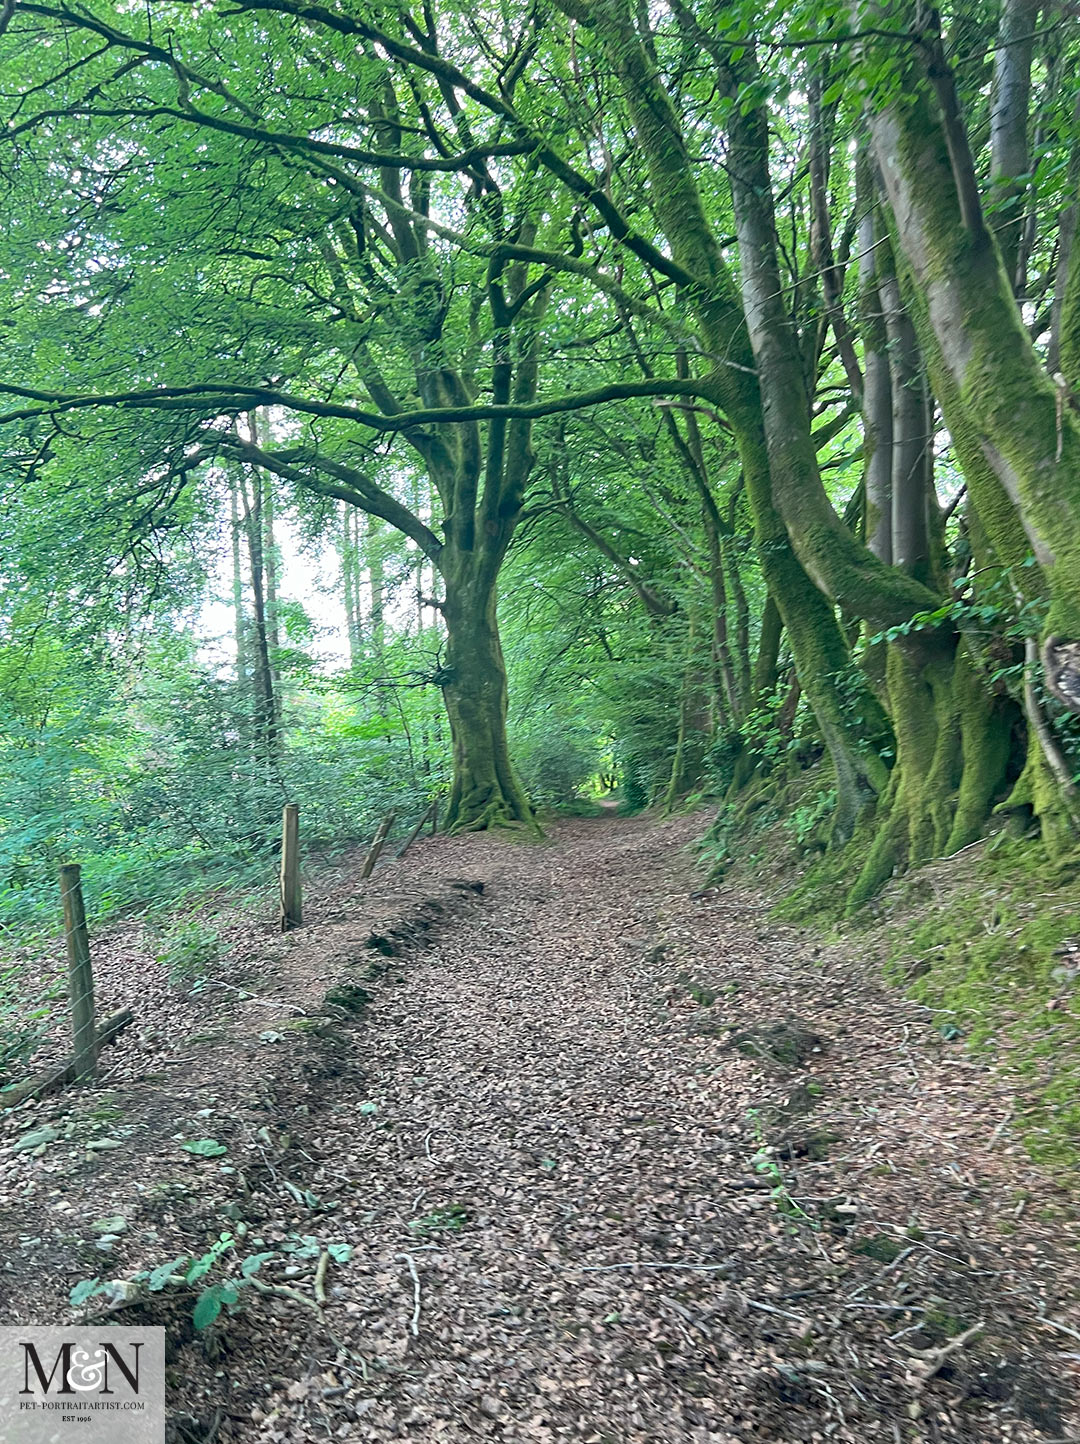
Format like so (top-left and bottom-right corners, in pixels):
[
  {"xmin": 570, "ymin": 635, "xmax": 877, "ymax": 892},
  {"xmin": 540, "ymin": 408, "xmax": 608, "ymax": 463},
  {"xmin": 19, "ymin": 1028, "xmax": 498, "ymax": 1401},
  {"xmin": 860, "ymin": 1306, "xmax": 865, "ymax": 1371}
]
[{"xmin": 1, "ymin": 0, "xmax": 1079, "ymax": 933}]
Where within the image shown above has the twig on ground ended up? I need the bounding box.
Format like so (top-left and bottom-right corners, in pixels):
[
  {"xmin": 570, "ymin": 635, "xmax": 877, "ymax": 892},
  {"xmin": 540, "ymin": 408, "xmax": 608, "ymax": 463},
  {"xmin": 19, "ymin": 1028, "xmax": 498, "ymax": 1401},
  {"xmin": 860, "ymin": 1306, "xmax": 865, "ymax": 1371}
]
[
  {"xmin": 314, "ymin": 1250, "xmax": 330, "ymax": 1306},
  {"xmin": 249, "ymin": 1279, "xmax": 323, "ymax": 1315},
  {"xmin": 396, "ymin": 1252, "xmax": 421, "ymax": 1337},
  {"xmin": 846, "ymin": 1246, "xmax": 917, "ymax": 1300},
  {"xmin": 986, "ymin": 1107, "xmax": 1014, "ymax": 1150},
  {"xmin": 1037, "ymin": 1315, "xmax": 1080, "ymax": 1346},
  {"xmin": 906, "ymin": 1321, "xmax": 984, "ymax": 1389},
  {"xmin": 659, "ymin": 1293, "xmax": 712, "ymax": 1338},
  {"xmin": 201, "ymin": 977, "xmax": 308, "ymax": 1015},
  {"xmin": 574, "ymin": 1259, "xmax": 734, "ymax": 1274},
  {"xmin": 737, "ymin": 1293, "xmax": 811, "ymax": 1324}
]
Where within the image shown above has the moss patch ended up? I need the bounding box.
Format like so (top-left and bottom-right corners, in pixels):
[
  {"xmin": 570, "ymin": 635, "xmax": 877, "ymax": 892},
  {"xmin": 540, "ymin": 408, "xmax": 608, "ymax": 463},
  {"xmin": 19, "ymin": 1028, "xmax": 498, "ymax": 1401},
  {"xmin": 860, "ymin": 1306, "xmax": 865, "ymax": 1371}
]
[{"xmin": 882, "ymin": 834, "xmax": 1080, "ymax": 1173}]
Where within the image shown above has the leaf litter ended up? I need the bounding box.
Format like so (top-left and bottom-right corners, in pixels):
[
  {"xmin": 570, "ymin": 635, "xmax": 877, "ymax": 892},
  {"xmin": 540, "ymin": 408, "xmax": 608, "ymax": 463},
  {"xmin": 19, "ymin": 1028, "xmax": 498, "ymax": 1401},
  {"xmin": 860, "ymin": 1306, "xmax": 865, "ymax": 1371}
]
[{"xmin": 0, "ymin": 811, "xmax": 1077, "ymax": 1442}]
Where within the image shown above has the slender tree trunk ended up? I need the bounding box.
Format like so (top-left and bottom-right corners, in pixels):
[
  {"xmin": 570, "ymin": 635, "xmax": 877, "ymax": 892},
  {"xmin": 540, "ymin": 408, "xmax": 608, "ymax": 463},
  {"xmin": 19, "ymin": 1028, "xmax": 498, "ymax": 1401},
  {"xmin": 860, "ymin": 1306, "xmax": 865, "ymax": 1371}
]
[
  {"xmin": 989, "ymin": 0, "xmax": 1039, "ymax": 293},
  {"xmin": 367, "ymin": 513, "xmax": 386, "ymax": 666},
  {"xmin": 257, "ymin": 412, "xmax": 281, "ymax": 667},
  {"xmin": 858, "ymin": 152, "xmax": 894, "ymax": 564},
  {"xmin": 699, "ymin": 491, "xmax": 738, "ymax": 727},
  {"xmin": 722, "ymin": 530, "xmax": 753, "ymax": 714},
  {"xmin": 229, "ymin": 471, "xmax": 248, "ymax": 687},
  {"xmin": 1047, "ymin": 92, "xmax": 1080, "ymax": 374},
  {"xmin": 238, "ymin": 468, "xmax": 277, "ymax": 753},
  {"xmin": 878, "ymin": 263, "xmax": 933, "ymax": 583},
  {"xmin": 340, "ymin": 503, "xmax": 363, "ymax": 666}
]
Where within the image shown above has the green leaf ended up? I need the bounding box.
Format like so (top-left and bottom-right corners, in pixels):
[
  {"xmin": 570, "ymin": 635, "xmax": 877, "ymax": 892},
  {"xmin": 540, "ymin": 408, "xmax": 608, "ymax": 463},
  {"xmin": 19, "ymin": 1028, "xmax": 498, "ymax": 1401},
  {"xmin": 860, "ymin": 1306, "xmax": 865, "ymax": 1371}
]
[
  {"xmin": 181, "ymin": 1138, "xmax": 227, "ymax": 1157},
  {"xmin": 186, "ymin": 1253, "xmax": 216, "ymax": 1284},
  {"xmin": 148, "ymin": 1257, "xmax": 187, "ymax": 1292},
  {"xmin": 193, "ymin": 1285, "xmax": 225, "ymax": 1331},
  {"xmin": 240, "ymin": 1251, "xmax": 276, "ymax": 1278},
  {"xmin": 70, "ymin": 1278, "xmax": 102, "ymax": 1308}
]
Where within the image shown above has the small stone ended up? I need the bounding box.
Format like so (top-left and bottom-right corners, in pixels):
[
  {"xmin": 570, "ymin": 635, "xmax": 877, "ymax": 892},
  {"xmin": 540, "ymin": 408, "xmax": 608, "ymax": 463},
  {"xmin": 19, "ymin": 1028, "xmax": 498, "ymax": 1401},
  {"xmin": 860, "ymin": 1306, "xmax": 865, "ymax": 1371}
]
[
  {"xmin": 85, "ymin": 1138, "xmax": 121, "ymax": 1151},
  {"xmin": 12, "ymin": 1126, "xmax": 59, "ymax": 1154},
  {"xmin": 103, "ymin": 1279, "xmax": 140, "ymax": 1305},
  {"xmin": 95, "ymin": 1235, "xmax": 120, "ymax": 1252}
]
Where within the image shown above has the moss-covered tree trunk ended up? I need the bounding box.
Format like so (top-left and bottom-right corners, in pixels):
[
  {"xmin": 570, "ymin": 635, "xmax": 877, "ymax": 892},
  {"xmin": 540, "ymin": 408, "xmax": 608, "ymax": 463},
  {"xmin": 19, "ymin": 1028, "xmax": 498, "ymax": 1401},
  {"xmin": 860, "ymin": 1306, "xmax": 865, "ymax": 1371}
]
[
  {"xmin": 440, "ymin": 564, "xmax": 533, "ymax": 832},
  {"xmin": 577, "ymin": 0, "xmax": 894, "ymax": 838},
  {"xmin": 860, "ymin": 4, "xmax": 1080, "ymax": 708}
]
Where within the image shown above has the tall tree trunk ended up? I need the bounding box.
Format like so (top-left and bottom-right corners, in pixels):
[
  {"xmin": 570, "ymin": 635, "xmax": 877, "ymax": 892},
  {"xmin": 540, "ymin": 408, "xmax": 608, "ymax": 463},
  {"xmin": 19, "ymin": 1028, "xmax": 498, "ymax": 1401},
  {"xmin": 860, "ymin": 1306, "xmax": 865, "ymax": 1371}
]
[
  {"xmin": 340, "ymin": 502, "xmax": 361, "ymax": 666},
  {"xmin": 229, "ymin": 471, "xmax": 248, "ymax": 688},
  {"xmin": 440, "ymin": 558, "xmax": 533, "ymax": 832},
  {"xmin": 858, "ymin": 152, "xmax": 894, "ymax": 564},
  {"xmin": 989, "ymin": 0, "xmax": 1039, "ymax": 293},
  {"xmin": 877, "ymin": 261, "xmax": 933, "ymax": 583},
  {"xmin": 1047, "ymin": 92, "xmax": 1080, "ymax": 374},
  {"xmin": 256, "ymin": 411, "xmax": 281, "ymax": 674},
  {"xmin": 238, "ymin": 466, "xmax": 277, "ymax": 753},
  {"xmin": 366, "ymin": 512, "xmax": 386, "ymax": 666},
  {"xmin": 859, "ymin": 3, "xmax": 1080, "ymax": 712},
  {"xmin": 722, "ymin": 530, "xmax": 753, "ymax": 715}
]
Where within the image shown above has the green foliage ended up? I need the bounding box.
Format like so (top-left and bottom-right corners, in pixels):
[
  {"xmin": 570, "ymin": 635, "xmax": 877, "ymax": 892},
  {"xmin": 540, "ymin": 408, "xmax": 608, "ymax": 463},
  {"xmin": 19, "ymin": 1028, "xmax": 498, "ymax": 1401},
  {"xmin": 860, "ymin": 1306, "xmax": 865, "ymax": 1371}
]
[
  {"xmin": 409, "ymin": 1202, "xmax": 469, "ymax": 1235},
  {"xmin": 180, "ymin": 1139, "xmax": 229, "ymax": 1157},
  {"xmin": 70, "ymin": 1228, "xmax": 354, "ymax": 1330},
  {"xmin": 157, "ymin": 920, "xmax": 220, "ymax": 982},
  {"xmin": 746, "ymin": 1110, "xmax": 817, "ymax": 1229},
  {"xmin": 786, "ymin": 789, "xmax": 837, "ymax": 849}
]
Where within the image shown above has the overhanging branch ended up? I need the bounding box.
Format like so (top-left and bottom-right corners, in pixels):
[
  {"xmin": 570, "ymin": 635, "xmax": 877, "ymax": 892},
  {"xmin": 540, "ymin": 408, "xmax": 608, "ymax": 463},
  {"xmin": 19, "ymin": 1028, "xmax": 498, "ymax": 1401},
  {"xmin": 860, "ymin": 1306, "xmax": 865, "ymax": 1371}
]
[{"xmin": 0, "ymin": 377, "xmax": 707, "ymax": 430}]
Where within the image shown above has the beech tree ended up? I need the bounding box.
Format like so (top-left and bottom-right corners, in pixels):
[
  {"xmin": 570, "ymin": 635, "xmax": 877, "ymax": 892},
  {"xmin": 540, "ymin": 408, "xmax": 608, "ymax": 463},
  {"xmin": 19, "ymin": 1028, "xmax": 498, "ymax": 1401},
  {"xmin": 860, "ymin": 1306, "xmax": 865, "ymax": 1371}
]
[{"xmin": 0, "ymin": 0, "xmax": 696, "ymax": 829}]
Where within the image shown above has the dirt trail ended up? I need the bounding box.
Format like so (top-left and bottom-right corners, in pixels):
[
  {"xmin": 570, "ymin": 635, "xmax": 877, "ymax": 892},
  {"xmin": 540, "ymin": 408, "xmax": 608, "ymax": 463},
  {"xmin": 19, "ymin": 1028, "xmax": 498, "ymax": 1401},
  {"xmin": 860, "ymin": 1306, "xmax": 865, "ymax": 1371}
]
[{"xmin": 2, "ymin": 813, "xmax": 1079, "ymax": 1443}]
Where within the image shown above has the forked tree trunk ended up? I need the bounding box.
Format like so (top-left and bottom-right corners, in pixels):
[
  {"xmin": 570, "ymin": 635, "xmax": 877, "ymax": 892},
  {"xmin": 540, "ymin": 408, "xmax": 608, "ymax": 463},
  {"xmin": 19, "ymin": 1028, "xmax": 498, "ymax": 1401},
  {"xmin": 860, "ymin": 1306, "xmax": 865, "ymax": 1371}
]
[{"xmin": 582, "ymin": 0, "xmax": 895, "ymax": 840}]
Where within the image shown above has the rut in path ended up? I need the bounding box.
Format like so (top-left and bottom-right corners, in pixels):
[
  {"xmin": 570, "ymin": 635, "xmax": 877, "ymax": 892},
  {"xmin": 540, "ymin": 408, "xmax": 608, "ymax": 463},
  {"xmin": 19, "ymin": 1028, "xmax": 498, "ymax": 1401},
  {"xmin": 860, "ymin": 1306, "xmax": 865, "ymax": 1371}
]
[{"xmin": 241, "ymin": 811, "xmax": 1078, "ymax": 1444}]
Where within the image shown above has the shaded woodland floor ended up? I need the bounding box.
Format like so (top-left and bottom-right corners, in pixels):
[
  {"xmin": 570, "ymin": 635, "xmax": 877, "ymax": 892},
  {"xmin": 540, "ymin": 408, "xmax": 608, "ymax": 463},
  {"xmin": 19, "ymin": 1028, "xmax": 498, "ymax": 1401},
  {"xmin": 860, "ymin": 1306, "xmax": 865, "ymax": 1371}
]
[{"xmin": 1, "ymin": 813, "xmax": 1079, "ymax": 1442}]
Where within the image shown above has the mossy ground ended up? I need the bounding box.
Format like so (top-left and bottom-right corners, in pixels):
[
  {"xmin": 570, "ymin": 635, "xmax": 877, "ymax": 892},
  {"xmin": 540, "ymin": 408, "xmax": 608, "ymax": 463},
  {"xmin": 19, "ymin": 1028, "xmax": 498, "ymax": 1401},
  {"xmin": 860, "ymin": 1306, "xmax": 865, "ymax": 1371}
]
[
  {"xmin": 880, "ymin": 836, "xmax": 1080, "ymax": 1172},
  {"xmin": 700, "ymin": 762, "xmax": 1080, "ymax": 1177}
]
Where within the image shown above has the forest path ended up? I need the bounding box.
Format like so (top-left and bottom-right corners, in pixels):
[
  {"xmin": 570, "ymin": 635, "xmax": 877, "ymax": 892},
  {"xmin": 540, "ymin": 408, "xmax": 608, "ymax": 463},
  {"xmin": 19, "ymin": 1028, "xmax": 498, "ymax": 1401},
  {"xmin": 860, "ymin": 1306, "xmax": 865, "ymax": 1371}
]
[
  {"xmin": 1, "ymin": 812, "xmax": 1078, "ymax": 1443},
  {"xmin": 249, "ymin": 811, "xmax": 1077, "ymax": 1444}
]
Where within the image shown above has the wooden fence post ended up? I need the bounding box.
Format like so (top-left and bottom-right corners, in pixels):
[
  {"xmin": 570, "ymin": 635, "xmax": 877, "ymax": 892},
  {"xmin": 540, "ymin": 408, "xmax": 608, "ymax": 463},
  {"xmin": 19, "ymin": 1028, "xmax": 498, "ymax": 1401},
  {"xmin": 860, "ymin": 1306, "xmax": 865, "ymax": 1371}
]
[
  {"xmin": 279, "ymin": 803, "xmax": 302, "ymax": 932},
  {"xmin": 59, "ymin": 863, "xmax": 97, "ymax": 1081},
  {"xmin": 361, "ymin": 811, "xmax": 396, "ymax": 880},
  {"xmin": 395, "ymin": 798, "xmax": 436, "ymax": 859}
]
